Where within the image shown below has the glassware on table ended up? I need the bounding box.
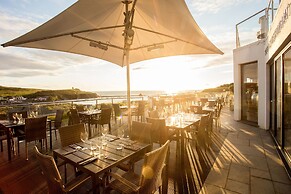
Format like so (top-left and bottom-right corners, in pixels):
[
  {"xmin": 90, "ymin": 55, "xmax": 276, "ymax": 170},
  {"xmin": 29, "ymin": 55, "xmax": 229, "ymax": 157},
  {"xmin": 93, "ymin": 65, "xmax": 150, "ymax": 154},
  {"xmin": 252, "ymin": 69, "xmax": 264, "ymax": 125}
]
[
  {"xmin": 80, "ymin": 130, "xmax": 89, "ymax": 143},
  {"xmin": 12, "ymin": 113, "xmax": 17, "ymax": 123},
  {"xmin": 90, "ymin": 142, "xmax": 98, "ymax": 156}
]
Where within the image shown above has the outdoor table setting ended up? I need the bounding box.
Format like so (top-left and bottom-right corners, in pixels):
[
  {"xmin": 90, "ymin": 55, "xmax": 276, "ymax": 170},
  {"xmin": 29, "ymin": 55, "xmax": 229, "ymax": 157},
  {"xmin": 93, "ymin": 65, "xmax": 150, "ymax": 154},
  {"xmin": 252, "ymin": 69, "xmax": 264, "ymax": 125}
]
[
  {"xmin": 53, "ymin": 133, "xmax": 151, "ymax": 194},
  {"xmin": 0, "ymin": 113, "xmax": 53, "ymax": 161}
]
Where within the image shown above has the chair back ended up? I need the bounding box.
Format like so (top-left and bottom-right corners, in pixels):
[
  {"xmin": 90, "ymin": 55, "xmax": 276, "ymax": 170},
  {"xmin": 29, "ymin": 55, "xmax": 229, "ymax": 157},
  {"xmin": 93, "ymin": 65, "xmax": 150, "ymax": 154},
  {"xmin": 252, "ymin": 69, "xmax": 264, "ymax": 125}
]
[
  {"xmin": 216, "ymin": 104, "xmax": 223, "ymax": 118},
  {"xmin": 54, "ymin": 109, "xmax": 64, "ymax": 128},
  {"xmin": 146, "ymin": 117, "xmax": 167, "ymax": 144},
  {"xmin": 25, "ymin": 116, "xmax": 47, "ymax": 142},
  {"xmin": 99, "ymin": 108, "xmax": 112, "ymax": 125},
  {"xmin": 137, "ymin": 101, "xmax": 145, "ymax": 116},
  {"xmin": 34, "ymin": 146, "xmax": 64, "ymax": 194},
  {"xmin": 139, "ymin": 140, "xmax": 170, "ymax": 193},
  {"xmin": 148, "ymin": 110, "xmax": 159, "ymax": 118},
  {"xmin": 197, "ymin": 114, "xmax": 210, "ymax": 149},
  {"xmin": 68, "ymin": 109, "xmax": 80, "ymax": 125},
  {"xmin": 112, "ymin": 104, "xmax": 122, "ymax": 118},
  {"xmin": 131, "ymin": 121, "xmax": 152, "ymax": 145},
  {"xmin": 59, "ymin": 123, "xmax": 86, "ymax": 147},
  {"xmin": 190, "ymin": 105, "xmax": 203, "ymax": 114}
]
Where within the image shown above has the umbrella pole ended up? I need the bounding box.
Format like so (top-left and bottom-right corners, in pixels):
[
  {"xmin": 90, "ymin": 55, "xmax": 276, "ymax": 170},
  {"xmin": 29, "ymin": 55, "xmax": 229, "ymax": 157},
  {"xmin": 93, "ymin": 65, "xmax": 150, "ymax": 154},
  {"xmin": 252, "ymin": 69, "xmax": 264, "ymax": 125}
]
[{"xmin": 125, "ymin": 49, "xmax": 132, "ymax": 135}]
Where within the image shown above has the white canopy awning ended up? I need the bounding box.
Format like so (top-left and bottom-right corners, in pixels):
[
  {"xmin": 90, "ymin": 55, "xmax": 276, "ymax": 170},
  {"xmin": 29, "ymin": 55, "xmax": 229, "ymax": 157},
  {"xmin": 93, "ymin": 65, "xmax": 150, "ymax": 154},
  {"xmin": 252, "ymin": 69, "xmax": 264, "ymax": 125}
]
[{"xmin": 2, "ymin": 0, "xmax": 223, "ymax": 66}]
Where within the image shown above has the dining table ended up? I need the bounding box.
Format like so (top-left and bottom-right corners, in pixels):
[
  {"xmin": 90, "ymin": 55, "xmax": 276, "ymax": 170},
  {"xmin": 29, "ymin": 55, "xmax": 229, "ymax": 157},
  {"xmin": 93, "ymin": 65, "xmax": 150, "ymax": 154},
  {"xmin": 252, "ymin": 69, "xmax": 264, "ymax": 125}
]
[
  {"xmin": 78, "ymin": 109, "xmax": 101, "ymax": 138},
  {"xmin": 165, "ymin": 112, "xmax": 205, "ymax": 193},
  {"xmin": 0, "ymin": 120, "xmax": 24, "ymax": 161},
  {"xmin": 165, "ymin": 113, "xmax": 205, "ymax": 166},
  {"xmin": 53, "ymin": 134, "xmax": 151, "ymax": 194},
  {"xmin": 0, "ymin": 118, "xmax": 53, "ymax": 161}
]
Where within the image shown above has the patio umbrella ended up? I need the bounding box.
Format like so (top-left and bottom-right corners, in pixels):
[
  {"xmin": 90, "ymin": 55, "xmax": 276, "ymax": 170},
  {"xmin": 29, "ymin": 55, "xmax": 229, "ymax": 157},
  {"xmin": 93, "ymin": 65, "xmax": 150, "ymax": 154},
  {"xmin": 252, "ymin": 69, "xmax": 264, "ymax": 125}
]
[{"xmin": 2, "ymin": 0, "xmax": 223, "ymax": 131}]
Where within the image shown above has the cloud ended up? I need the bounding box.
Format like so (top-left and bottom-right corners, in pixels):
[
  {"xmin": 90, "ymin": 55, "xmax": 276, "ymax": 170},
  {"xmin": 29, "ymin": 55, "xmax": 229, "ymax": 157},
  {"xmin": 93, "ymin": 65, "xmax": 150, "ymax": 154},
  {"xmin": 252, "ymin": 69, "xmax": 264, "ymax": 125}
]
[{"xmin": 189, "ymin": 0, "xmax": 252, "ymax": 14}]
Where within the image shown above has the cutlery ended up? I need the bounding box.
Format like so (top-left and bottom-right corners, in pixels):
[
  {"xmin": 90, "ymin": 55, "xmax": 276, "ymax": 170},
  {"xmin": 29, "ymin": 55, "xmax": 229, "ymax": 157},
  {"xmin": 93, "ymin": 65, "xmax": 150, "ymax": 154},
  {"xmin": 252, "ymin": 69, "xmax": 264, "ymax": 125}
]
[{"xmin": 78, "ymin": 156, "xmax": 98, "ymax": 165}]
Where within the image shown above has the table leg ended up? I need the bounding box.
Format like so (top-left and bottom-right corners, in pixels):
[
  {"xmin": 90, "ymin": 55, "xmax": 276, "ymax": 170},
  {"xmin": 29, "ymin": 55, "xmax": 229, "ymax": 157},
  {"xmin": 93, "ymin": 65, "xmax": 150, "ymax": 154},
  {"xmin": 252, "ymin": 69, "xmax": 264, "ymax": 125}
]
[
  {"xmin": 49, "ymin": 121, "xmax": 52, "ymax": 150},
  {"xmin": 88, "ymin": 116, "xmax": 92, "ymax": 138},
  {"xmin": 6, "ymin": 128, "xmax": 12, "ymax": 161},
  {"xmin": 92, "ymin": 174, "xmax": 99, "ymax": 194}
]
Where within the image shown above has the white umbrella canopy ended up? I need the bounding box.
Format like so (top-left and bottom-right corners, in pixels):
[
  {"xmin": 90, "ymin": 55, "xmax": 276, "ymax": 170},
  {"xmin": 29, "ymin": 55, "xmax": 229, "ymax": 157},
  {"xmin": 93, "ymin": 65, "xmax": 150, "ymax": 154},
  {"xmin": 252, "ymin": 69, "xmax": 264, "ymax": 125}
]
[{"xmin": 2, "ymin": 0, "xmax": 223, "ymax": 131}]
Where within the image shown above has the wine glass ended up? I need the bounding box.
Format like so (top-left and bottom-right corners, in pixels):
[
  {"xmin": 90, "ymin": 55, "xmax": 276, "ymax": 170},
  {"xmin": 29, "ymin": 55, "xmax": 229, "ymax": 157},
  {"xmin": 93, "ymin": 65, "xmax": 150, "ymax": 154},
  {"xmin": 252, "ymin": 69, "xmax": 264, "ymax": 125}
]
[{"xmin": 80, "ymin": 130, "xmax": 89, "ymax": 143}]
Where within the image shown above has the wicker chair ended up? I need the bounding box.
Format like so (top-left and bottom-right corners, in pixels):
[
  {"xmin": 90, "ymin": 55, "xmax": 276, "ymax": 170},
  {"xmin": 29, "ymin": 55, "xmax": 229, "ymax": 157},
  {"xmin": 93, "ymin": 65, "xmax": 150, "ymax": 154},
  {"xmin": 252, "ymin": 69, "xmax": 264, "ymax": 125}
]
[
  {"xmin": 34, "ymin": 146, "xmax": 91, "ymax": 194},
  {"xmin": 58, "ymin": 123, "xmax": 85, "ymax": 147},
  {"xmin": 112, "ymin": 104, "xmax": 123, "ymax": 125},
  {"xmin": 91, "ymin": 108, "xmax": 112, "ymax": 134},
  {"xmin": 146, "ymin": 117, "xmax": 177, "ymax": 146},
  {"xmin": 117, "ymin": 121, "xmax": 152, "ymax": 172},
  {"xmin": 104, "ymin": 140, "xmax": 170, "ymax": 194},
  {"xmin": 68, "ymin": 109, "xmax": 81, "ymax": 126},
  {"xmin": 50, "ymin": 109, "xmax": 64, "ymax": 140},
  {"xmin": 0, "ymin": 124, "xmax": 14, "ymax": 153},
  {"xmin": 196, "ymin": 114, "xmax": 210, "ymax": 151},
  {"xmin": 58, "ymin": 123, "xmax": 86, "ymax": 182},
  {"xmin": 24, "ymin": 116, "xmax": 47, "ymax": 160},
  {"xmin": 213, "ymin": 104, "xmax": 223, "ymax": 129},
  {"xmin": 132, "ymin": 101, "xmax": 145, "ymax": 121}
]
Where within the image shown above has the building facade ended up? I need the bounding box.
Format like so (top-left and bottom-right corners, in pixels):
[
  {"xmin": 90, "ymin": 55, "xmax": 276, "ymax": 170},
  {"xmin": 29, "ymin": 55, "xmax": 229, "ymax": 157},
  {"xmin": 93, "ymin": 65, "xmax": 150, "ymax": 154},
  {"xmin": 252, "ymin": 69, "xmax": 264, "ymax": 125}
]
[{"xmin": 233, "ymin": 0, "xmax": 291, "ymax": 176}]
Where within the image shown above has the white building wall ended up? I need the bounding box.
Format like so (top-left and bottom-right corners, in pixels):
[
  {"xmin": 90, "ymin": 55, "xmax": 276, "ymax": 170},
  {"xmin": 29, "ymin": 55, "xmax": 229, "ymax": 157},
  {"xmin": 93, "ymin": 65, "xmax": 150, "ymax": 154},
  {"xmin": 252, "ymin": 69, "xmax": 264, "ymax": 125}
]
[{"xmin": 233, "ymin": 39, "xmax": 269, "ymax": 129}]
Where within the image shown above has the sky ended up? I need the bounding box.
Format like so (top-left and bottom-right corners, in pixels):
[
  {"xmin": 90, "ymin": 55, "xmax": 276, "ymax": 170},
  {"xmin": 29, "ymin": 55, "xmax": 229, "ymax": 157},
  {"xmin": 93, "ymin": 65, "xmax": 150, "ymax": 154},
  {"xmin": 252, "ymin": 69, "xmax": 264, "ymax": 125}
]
[{"xmin": 0, "ymin": 0, "xmax": 268, "ymax": 93}]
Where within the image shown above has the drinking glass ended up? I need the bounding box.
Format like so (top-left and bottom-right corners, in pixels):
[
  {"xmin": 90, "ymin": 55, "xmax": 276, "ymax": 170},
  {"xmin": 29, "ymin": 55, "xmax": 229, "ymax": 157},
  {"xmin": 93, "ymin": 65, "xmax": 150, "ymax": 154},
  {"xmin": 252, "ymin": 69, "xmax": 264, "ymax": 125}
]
[
  {"xmin": 90, "ymin": 142, "xmax": 97, "ymax": 156},
  {"xmin": 80, "ymin": 130, "xmax": 89, "ymax": 143}
]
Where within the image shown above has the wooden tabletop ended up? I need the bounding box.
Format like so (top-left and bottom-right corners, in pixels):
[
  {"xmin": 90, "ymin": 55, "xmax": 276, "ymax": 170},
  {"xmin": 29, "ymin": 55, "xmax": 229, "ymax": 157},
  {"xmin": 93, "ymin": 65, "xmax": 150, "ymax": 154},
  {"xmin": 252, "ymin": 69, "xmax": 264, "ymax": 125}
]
[{"xmin": 53, "ymin": 134, "xmax": 151, "ymax": 175}]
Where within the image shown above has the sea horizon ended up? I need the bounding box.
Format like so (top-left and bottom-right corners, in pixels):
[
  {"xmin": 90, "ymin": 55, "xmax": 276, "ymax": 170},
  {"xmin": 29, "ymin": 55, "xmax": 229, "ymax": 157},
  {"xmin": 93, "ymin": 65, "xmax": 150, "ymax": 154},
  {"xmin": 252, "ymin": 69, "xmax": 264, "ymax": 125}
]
[{"xmin": 95, "ymin": 89, "xmax": 201, "ymax": 97}]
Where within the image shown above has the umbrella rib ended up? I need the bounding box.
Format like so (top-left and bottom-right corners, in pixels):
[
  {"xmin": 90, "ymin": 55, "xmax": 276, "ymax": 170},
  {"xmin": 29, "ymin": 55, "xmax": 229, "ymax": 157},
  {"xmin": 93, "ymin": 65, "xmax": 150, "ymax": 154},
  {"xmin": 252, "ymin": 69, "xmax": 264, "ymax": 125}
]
[
  {"xmin": 132, "ymin": 25, "xmax": 210, "ymax": 49},
  {"xmin": 71, "ymin": 34, "xmax": 124, "ymax": 50},
  {"xmin": 130, "ymin": 40, "xmax": 176, "ymax": 51},
  {"xmin": 2, "ymin": 25, "xmax": 125, "ymax": 47}
]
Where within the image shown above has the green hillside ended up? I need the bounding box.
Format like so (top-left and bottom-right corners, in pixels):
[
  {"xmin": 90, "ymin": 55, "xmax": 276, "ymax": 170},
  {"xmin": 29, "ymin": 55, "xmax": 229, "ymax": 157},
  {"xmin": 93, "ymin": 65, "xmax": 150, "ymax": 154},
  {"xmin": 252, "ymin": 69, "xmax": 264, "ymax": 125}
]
[
  {"xmin": 0, "ymin": 86, "xmax": 98, "ymax": 100},
  {"xmin": 0, "ymin": 86, "xmax": 41, "ymax": 97}
]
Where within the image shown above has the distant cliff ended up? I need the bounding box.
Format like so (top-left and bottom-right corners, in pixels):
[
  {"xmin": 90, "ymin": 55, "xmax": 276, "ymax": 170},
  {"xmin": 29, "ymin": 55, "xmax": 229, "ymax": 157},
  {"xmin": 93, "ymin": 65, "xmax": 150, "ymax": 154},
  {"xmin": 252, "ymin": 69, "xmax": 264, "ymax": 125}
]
[{"xmin": 0, "ymin": 86, "xmax": 98, "ymax": 101}]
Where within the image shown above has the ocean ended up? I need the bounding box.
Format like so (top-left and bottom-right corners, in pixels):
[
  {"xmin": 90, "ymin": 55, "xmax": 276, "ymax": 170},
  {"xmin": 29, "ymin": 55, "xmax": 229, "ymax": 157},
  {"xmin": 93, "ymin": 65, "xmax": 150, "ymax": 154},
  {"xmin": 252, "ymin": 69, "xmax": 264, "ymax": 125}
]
[
  {"xmin": 96, "ymin": 90, "xmax": 165, "ymax": 97},
  {"xmin": 74, "ymin": 90, "xmax": 165, "ymax": 106}
]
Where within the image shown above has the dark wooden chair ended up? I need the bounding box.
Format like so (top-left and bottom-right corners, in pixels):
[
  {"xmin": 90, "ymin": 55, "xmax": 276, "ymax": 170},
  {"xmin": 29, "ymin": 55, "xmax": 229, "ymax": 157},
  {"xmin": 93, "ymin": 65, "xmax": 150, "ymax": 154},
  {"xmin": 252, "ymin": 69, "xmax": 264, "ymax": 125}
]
[
  {"xmin": 0, "ymin": 124, "xmax": 14, "ymax": 153},
  {"xmin": 50, "ymin": 109, "xmax": 64, "ymax": 140},
  {"xmin": 117, "ymin": 121, "xmax": 152, "ymax": 172},
  {"xmin": 68, "ymin": 109, "xmax": 81, "ymax": 125},
  {"xmin": 24, "ymin": 116, "xmax": 47, "ymax": 160},
  {"xmin": 132, "ymin": 101, "xmax": 145, "ymax": 121},
  {"xmin": 58, "ymin": 123, "xmax": 86, "ymax": 183},
  {"xmin": 104, "ymin": 140, "xmax": 170, "ymax": 194},
  {"xmin": 112, "ymin": 103, "xmax": 122, "ymax": 125},
  {"xmin": 146, "ymin": 117, "xmax": 177, "ymax": 146},
  {"xmin": 196, "ymin": 114, "xmax": 210, "ymax": 152},
  {"xmin": 91, "ymin": 108, "xmax": 112, "ymax": 134},
  {"xmin": 213, "ymin": 104, "xmax": 223, "ymax": 129},
  {"xmin": 34, "ymin": 146, "xmax": 91, "ymax": 194}
]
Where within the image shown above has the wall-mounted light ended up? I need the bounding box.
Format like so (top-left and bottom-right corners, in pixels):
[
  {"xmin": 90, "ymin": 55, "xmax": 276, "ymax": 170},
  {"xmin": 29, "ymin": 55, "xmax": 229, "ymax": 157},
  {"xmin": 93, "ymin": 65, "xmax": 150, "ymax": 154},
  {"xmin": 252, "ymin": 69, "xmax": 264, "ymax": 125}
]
[
  {"xmin": 147, "ymin": 44, "xmax": 164, "ymax": 52},
  {"xmin": 89, "ymin": 41, "xmax": 108, "ymax": 51}
]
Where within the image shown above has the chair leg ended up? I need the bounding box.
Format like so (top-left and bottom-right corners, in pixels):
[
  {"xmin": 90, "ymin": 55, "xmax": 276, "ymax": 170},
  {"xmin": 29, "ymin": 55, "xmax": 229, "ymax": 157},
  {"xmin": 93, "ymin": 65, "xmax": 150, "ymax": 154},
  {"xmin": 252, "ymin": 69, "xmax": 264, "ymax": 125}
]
[
  {"xmin": 0, "ymin": 140, "xmax": 3, "ymax": 152},
  {"xmin": 45, "ymin": 138, "xmax": 47, "ymax": 152},
  {"xmin": 55, "ymin": 129, "xmax": 58, "ymax": 140},
  {"xmin": 25, "ymin": 142, "xmax": 28, "ymax": 160},
  {"xmin": 109, "ymin": 123, "xmax": 111, "ymax": 134}
]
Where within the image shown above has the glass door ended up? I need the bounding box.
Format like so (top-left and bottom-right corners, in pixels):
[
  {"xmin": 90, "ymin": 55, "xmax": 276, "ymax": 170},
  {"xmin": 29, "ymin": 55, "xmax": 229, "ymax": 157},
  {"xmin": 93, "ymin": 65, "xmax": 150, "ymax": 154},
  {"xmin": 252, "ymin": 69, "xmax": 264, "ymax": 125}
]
[
  {"xmin": 270, "ymin": 63, "xmax": 276, "ymax": 136},
  {"xmin": 276, "ymin": 57, "xmax": 282, "ymax": 145},
  {"xmin": 283, "ymin": 48, "xmax": 291, "ymax": 155},
  {"xmin": 241, "ymin": 62, "xmax": 258, "ymax": 123}
]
